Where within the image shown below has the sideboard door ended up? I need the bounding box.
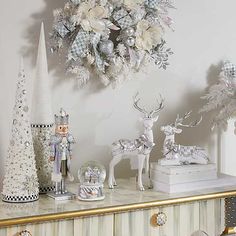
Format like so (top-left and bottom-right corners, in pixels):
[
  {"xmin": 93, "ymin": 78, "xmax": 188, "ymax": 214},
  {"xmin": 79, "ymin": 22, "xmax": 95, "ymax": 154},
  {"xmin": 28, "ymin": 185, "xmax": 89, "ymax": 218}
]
[
  {"xmin": 199, "ymin": 199, "xmax": 224, "ymax": 236},
  {"xmin": 74, "ymin": 214, "xmax": 113, "ymax": 236},
  {"xmin": 0, "ymin": 220, "xmax": 74, "ymax": 236},
  {"xmin": 114, "ymin": 199, "xmax": 224, "ymax": 236},
  {"xmin": 114, "ymin": 202, "xmax": 200, "ymax": 236}
]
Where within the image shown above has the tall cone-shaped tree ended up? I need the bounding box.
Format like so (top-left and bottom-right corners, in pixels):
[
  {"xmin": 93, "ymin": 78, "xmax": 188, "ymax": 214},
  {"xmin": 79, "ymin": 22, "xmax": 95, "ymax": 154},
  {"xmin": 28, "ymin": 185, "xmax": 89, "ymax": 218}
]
[
  {"xmin": 31, "ymin": 22, "xmax": 54, "ymax": 193},
  {"xmin": 2, "ymin": 58, "xmax": 39, "ymax": 203}
]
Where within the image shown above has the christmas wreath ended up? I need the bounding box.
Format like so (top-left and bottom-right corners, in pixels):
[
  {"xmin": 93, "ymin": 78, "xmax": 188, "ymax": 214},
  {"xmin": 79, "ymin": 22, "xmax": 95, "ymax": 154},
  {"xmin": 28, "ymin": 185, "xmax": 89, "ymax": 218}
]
[{"xmin": 51, "ymin": 0, "xmax": 175, "ymax": 87}]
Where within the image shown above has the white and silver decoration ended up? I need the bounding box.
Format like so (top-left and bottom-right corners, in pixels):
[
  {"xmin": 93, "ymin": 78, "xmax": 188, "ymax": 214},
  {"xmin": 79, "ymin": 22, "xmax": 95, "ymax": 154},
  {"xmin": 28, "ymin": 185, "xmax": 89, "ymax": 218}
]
[
  {"xmin": 50, "ymin": 0, "xmax": 175, "ymax": 87},
  {"xmin": 200, "ymin": 61, "xmax": 236, "ymax": 132},
  {"xmin": 159, "ymin": 111, "xmax": 209, "ymax": 166},
  {"xmin": 31, "ymin": 22, "xmax": 54, "ymax": 194},
  {"xmin": 47, "ymin": 109, "xmax": 76, "ymax": 201},
  {"xmin": 99, "ymin": 40, "xmax": 114, "ymax": 56},
  {"xmin": 2, "ymin": 58, "xmax": 39, "ymax": 203},
  {"xmin": 108, "ymin": 93, "xmax": 164, "ymax": 191},
  {"xmin": 78, "ymin": 161, "xmax": 106, "ymax": 201}
]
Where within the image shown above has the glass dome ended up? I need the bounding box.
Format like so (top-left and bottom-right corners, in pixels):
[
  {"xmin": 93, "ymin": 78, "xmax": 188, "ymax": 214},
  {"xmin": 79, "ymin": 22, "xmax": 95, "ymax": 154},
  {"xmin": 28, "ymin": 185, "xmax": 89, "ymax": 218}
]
[{"xmin": 78, "ymin": 161, "xmax": 106, "ymax": 185}]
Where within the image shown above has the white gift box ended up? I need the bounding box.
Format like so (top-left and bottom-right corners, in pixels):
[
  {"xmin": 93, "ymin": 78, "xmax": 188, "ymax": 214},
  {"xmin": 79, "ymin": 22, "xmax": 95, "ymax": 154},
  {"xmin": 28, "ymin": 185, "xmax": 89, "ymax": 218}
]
[
  {"xmin": 150, "ymin": 162, "xmax": 236, "ymax": 193},
  {"xmin": 150, "ymin": 163, "xmax": 217, "ymax": 185}
]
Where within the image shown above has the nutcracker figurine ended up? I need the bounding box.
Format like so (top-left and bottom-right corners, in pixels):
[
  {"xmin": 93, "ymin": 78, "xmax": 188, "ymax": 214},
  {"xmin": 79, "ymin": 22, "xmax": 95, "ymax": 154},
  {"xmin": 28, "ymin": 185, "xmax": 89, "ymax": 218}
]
[{"xmin": 47, "ymin": 108, "xmax": 76, "ymax": 200}]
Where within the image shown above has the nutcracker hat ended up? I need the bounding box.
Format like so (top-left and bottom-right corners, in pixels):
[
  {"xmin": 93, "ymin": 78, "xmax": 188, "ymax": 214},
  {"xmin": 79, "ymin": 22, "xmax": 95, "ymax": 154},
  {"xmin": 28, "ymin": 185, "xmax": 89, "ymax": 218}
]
[{"xmin": 55, "ymin": 108, "xmax": 69, "ymax": 125}]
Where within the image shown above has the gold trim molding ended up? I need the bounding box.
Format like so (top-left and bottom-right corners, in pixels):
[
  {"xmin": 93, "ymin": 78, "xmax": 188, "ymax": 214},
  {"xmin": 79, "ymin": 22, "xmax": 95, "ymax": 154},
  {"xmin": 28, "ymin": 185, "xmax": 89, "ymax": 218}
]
[
  {"xmin": 0, "ymin": 189, "xmax": 236, "ymax": 228},
  {"xmin": 221, "ymin": 227, "xmax": 236, "ymax": 235}
]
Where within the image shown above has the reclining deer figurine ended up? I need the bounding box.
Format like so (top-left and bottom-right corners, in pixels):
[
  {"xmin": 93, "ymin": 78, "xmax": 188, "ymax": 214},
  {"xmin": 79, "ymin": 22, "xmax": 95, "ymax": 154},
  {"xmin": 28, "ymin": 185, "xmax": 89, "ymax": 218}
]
[
  {"xmin": 108, "ymin": 93, "xmax": 164, "ymax": 191},
  {"xmin": 159, "ymin": 111, "xmax": 209, "ymax": 166}
]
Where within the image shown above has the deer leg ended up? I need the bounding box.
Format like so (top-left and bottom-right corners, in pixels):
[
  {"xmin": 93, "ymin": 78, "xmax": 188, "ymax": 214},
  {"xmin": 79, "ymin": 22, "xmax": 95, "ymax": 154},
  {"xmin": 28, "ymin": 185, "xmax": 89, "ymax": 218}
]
[
  {"xmin": 108, "ymin": 155, "xmax": 122, "ymax": 189},
  {"xmin": 137, "ymin": 154, "xmax": 145, "ymax": 191},
  {"xmin": 144, "ymin": 154, "xmax": 152, "ymax": 189}
]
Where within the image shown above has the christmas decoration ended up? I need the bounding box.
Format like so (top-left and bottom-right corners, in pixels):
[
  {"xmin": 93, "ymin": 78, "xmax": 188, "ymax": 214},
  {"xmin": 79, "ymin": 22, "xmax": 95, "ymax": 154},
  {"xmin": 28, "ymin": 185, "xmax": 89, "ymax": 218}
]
[
  {"xmin": 2, "ymin": 58, "xmax": 39, "ymax": 203},
  {"xmin": 47, "ymin": 108, "xmax": 75, "ymax": 200},
  {"xmin": 200, "ymin": 61, "xmax": 236, "ymax": 132},
  {"xmin": 159, "ymin": 111, "xmax": 209, "ymax": 165},
  {"xmin": 31, "ymin": 22, "xmax": 55, "ymax": 194},
  {"xmin": 78, "ymin": 161, "xmax": 106, "ymax": 201},
  {"xmin": 50, "ymin": 0, "xmax": 175, "ymax": 87},
  {"xmin": 108, "ymin": 93, "xmax": 164, "ymax": 191}
]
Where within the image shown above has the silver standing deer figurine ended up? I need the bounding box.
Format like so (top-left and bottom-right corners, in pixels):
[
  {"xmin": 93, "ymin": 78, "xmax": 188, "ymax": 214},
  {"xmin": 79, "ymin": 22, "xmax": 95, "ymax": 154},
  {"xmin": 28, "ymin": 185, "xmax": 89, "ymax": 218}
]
[
  {"xmin": 159, "ymin": 111, "xmax": 209, "ymax": 166},
  {"xmin": 108, "ymin": 93, "xmax": 164, "ymax": 191}
]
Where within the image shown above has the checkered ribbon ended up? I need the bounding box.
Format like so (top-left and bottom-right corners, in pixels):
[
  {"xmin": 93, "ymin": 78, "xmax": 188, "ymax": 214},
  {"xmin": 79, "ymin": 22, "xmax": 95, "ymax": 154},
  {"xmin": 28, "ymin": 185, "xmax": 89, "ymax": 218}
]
[
  {"xmin": 145, "ymin": 0, "xmax": 159, "ymax": 9},
  {"xmin": 222, "ymin": 61, "xmax": 236, "ymax": 78},
  {"xmin": 64, "ymin": 21, "xmax": 76, "ymax": 32},
  {"xmin": 55, "ymin": 22, "xmax": 70, "ymax": 38},
  {"xmin": 113, "ymin": 8, "xmax": 133, "ymax": 29},
  {"xmin": 69, "ymin": 31, "xmax": 90, "ymax": 60},
  {"xmin": 55, "ymin": 21, "xmax": 76, "ymax": 38},
  {"xmin": 91, "ymin": 33, "xmax": 105, "ymax": 72},
  {"xmin": 70, "ymin": 0, "xmax": 81, "ymax": 5}
]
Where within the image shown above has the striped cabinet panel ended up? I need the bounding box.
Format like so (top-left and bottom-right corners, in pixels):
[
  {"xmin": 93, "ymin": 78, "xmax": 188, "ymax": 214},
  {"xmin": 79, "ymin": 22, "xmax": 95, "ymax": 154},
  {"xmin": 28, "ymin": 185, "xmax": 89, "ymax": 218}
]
[
  {"xmin": 0, "ymin": 220, "xmax": 73, "ymax": 236},
  {"xmin": 199, "ymin": 199, "xmax": 224, "ymax": 236},
  {"xmin": 114, "ymin": 199, "xmax": 224, "ymax": 236},
  {"xmin": 74, "ymin": 214, "xmax": 113, "ymax": 236}
]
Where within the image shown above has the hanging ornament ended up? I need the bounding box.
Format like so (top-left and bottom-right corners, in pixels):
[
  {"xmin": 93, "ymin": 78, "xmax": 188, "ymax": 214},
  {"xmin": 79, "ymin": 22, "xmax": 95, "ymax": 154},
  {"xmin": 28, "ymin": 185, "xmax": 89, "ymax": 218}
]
[
  {"xmin": 124, "ymin": 27, "xmax": 135, "ymax": 37},
  {"xmin": 125, "ymin": 37, "xmax": 135, "ymax": 47},
  {"xmin": 99, "ymin": 40, "xmax": 114, "ymax": 56}
]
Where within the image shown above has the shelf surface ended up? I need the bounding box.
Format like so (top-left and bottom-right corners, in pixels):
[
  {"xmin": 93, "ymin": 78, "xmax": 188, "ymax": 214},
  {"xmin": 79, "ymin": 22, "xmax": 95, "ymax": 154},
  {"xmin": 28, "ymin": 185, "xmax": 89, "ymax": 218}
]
[{"xmin": 0, "ymin": 178, "xmax": 236, "ymax": 227}]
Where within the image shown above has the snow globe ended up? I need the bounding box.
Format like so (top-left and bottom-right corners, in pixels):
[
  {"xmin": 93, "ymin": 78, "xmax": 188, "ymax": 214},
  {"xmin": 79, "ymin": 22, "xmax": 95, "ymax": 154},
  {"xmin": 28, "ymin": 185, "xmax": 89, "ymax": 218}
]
[{"xmin": 78, "ymin": 161, "xmax": 106, "ymax": 201}]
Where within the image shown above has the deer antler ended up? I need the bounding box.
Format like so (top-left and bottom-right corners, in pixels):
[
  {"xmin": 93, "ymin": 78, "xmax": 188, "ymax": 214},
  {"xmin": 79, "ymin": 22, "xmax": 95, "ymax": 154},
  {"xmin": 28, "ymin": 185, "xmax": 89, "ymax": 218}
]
[
  {"xmin": 149, "ymin": 94, "xmax": 164, "ymax": 117},
  {"xmin": 174, "ymin": 111, "xmax": 202, "ymax": 128},
  {"xmin": 133, "ymin": 92, "xmax": 148, "ymax": 115}
]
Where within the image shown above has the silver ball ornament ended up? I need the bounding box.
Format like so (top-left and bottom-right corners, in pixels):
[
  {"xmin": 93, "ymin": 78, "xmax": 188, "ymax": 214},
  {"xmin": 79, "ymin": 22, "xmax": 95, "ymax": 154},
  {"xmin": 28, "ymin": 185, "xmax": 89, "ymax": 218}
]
[
  {"xmin": 25, "ymin": 141, "xmax": 30, "ymax": 147},
  {"xmin": 107, "ymin": 4, "xmax": 113, "ymax": 13},
  {"xmin": 124, "ymin": 27, "xmax": 135, "ymax": 37},
  {"xmin": 125, "ymin": 37, "xmax": 135, "ymax": 47},
  {"xmin": 99, "ymin": 40, "xmax": 114, "ymax": 56}
]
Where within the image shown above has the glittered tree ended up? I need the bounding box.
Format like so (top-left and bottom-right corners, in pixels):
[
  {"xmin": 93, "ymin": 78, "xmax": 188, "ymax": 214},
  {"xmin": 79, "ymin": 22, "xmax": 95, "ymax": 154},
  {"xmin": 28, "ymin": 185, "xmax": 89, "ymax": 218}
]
[
  {"xmin": 31, "ymin": 22, "xmax": 54, "ymax": 193},
  {"xmin": 200, "ymin": 61, "xmax": 236, "ymax": 132},
  {"xmin": 2, "ymin": 58, "xmax": 39, "ymax": 203}
]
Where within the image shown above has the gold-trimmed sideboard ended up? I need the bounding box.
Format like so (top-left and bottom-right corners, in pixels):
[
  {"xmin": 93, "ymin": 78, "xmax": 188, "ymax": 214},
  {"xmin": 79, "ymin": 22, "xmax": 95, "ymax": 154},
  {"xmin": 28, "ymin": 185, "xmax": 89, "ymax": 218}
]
[{"xmin": 0, "ymin": 179, "xmax": 235, "ymax": 236}]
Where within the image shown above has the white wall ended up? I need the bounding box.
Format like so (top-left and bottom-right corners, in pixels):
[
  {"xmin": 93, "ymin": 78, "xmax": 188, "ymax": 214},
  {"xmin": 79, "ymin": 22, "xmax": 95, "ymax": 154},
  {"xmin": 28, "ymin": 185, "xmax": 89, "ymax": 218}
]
[{"xmin": 1, "ymin": 0, "xmax": 236, "ymax": 190}]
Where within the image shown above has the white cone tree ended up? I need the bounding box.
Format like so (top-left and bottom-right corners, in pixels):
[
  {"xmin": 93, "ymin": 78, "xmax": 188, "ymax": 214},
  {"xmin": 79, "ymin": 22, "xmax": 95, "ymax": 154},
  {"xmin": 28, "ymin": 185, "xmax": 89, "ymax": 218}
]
[
  {"xmin": 31, "ymin": 22, "xmax": 54, "ymax": 193},
  {"xmin": 2, "ymin": 58, "xmax": 39, "ymax": 203}
]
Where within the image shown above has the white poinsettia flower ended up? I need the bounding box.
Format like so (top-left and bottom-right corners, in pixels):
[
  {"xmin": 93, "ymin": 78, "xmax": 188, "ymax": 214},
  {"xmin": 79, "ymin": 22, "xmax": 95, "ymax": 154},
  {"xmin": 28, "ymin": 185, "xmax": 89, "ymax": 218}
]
[
  {"xmin": 77, "ymin": 3, "xmax": 108, "ymax": 33},
  {"xmin": 135, "ymin": 20, "xmax": 162, "ymax": 51},
  {"xmin": 123, "ymin": 0, "xmax": 144, "ymax": 10}
]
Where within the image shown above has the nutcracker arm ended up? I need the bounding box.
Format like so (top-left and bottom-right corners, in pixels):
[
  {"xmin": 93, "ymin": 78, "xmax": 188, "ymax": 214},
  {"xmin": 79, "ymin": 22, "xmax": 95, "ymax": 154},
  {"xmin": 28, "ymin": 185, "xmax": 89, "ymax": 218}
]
[
  {"xmin": 68, "ymin": 143, "xmax": 73, "ymax": 157},
  {"xmin": 67, "ymin": 134, "xmax": 75, "ymax": 157}
]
